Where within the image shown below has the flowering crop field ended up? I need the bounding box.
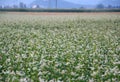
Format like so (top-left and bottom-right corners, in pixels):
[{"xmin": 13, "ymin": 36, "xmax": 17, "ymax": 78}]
[{"xmin": 0, "ymin": 12, "xmax": 120, "ymax": 82}]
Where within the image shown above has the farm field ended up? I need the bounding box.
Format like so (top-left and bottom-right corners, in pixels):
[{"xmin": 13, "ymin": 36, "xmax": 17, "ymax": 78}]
[{"xmin": 0, "ymin": 12, "xmax": 120, "ymax": 82}]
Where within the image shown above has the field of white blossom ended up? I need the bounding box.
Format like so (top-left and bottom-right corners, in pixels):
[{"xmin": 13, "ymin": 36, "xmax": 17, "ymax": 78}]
[{"xmin": 0, "ymin": 12, "xmax": 120, "ymax": 82}]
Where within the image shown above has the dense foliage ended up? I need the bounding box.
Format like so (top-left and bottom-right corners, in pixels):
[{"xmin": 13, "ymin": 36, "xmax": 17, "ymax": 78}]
[
  {"xmin": 0, "ymin": 13, "xmax": 120, "ymax": 82},
  {"xmin": 0, "ymin": 9, "xmax": 120, "ymax": 12}
]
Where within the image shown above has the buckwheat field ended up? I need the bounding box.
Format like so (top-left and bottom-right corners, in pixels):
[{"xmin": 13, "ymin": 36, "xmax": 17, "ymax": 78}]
[{"xmin": 0, "ymin": 12, "xmax": 120, "ymax": 82}]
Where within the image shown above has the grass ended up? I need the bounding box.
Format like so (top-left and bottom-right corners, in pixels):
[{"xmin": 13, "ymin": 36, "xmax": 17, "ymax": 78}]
[{"xmin": 0, "ymin": 12, "xmax": 120, "ymax": 82}]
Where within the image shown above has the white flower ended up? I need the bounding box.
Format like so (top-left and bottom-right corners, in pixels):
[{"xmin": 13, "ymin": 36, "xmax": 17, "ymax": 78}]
[
  {"xmin": 20, "ymin": 78, "xmax": 27, "ymax": 82},
  {"xmin": 33, "ymin": 67, "xmax": 37, "ymax": 71},
  {"xmin": 114, "ymin": 61, "xmax": 120, "ymax": 65},
  {"xmin": 21, "ymin": 54, "xmax": 27, "ymax": 58},
  {"xmin": 39, "ymin": 78, "xmax": 45, "ymax": 82},
  {"xmin": 91, "ymin": 71, "xmax": 98, "ymax": 76},
  {"xmin": 90, "ymin": 67, "xmax": 95, "ymax": 71},
  {"xmin": 71, "ymin": 72, "xmax": 76, "ymax": 76},
  {"xmin": 6, "ymin": 58, "xmax": 10, "ymax": 62},
  {"xmin": 61, "ymin": 70, "xmax": 66, "ymax": 74},
  {"xmin": 89, "ymin": 78, "xmax": 94, "ymax": 82}
]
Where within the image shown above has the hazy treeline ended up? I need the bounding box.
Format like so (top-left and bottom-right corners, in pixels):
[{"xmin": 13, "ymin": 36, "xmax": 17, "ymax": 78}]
[{"xmin": 0, "ymin": 8, "xmax": 120, "ymax": 12}]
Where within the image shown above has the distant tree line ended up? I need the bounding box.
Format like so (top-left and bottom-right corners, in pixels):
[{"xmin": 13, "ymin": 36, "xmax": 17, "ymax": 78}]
[
  {"xmin": 0, "ymin": 2, "xmax": 27, "ymax": 9},
  {"xmin": 0, "ymin": 2, "xmax": 120, "ymax": 9},
  {"xmin": 96, "ymin": 4, "xmax": 120, "ymax": 9},
  {"xmin": 0, "ymin": 2, "xmax": 41, "ymax": 9}
]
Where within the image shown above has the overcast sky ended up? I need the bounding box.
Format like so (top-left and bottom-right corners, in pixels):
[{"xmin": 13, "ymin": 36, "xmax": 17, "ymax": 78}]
[
  {"xmin": 0, "ymin": 0, "xmax": 102, "ymax": 5},
  {"xmin": 26, "ymin": 0, "xmax": 102, "ymax": 5},
  {"xmin": 65, "ymin": 0, "xmax": 101, "ymax": 4}
]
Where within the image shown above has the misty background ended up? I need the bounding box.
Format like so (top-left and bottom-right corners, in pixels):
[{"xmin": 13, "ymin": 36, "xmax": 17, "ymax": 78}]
[{"xmin": 0, "ymin": 0, "xmax": 120, "ymax": 9}]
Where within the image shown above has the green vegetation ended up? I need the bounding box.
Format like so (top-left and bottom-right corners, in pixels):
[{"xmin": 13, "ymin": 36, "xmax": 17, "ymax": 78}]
[
  {"xmin": 0, "ymin": 8, "xmax": 120, "ymax": 12},
  {"xmin": 0, "ymin": 13, "xmax": 120, "ymax": 82}
]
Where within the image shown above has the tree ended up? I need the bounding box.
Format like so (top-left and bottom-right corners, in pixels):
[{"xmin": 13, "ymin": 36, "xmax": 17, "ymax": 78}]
[
  {"xmin": 80, "ymin": 6, "xmax": 84, "ymax": 9},
  {"xmin": 0, "ymin": 5, "xmax": 2, "ymax": 8},
  {"xmin": 96, "ymin": 4, "xmax": 104, "ymax": 9},
  {"xmin": 116, "ymin": 5, "xmax": 120, "ymax": 8},
  {"xmin": 55, "ymin": 0, "xmax": 57, "ymax": 9},
  {"xmin": 13, "ymin": 5, "xmax": 18, "ymax": 8},
  {"xmin": 19, "ymin": 2, "xmax": 26, "ymax": 8},
  {"xmin": 4, "ymin": 5, "xmax": 11, "ymax": 8},
  {"xmin": 48, "ymin": 0, "xmax": 51, "ymax": 8},
  {"xmin": 107, "ymin": 5, "xmax": 112, "ymax": 8}
]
